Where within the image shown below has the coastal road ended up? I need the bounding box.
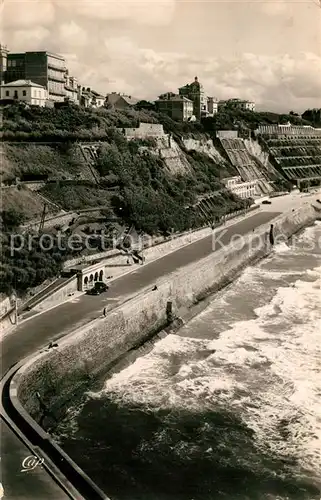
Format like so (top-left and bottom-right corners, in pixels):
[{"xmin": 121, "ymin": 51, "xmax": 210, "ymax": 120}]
[{"xmin": 1, "ymin": 210, "xmax": 279, "ymax": 499}]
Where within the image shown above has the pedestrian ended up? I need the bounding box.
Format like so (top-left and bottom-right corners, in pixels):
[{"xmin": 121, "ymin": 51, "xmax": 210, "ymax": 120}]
[
  {"xmin": 103, "ymin": 307, "xmax": 107, "ymax": 317},
  {"xmin": 269, "ymin": 224, "xmax": 274, "ymax": 246}
]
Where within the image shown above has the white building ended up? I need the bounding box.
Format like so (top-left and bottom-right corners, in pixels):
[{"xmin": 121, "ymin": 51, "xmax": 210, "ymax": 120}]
[
  {"xmin": 218, "ymin": 99, "xmax": 255, "ymax": 112},
  {"xmin": 223, "ymin": 176, "xmax": 258, "ymax": 199},
  {"xmin": 78, "ymin": 87, "xmax": 105, "ymax": 108},
  {"xmin": 207, "ymin": 96, "xmax": 218, "ymax": 116},
  {"xmin": 0, "ymin": 79, "xmax": 48, "ymax": 106}
]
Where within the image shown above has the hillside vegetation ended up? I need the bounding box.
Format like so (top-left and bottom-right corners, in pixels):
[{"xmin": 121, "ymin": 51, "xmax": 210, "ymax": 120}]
[{"xmin": 1, "ymin": 103, "xmax": 309, "ymax": 297}]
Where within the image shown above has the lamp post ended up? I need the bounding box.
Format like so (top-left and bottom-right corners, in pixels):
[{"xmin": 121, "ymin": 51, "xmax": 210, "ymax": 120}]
[{"xmin": 12, "ymin": 292, "xmax": 18, "ymax": 325}]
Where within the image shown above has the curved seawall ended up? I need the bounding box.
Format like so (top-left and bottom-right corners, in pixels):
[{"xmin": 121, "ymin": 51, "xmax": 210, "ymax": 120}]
[{"xmin": 13, "ymin": 203, "xmax": 319, "ymax": 424}]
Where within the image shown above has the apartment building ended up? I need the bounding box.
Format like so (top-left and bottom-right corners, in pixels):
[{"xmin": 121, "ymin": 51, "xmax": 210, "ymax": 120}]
[
  {"xmin": 0, "ymin": 44, "xmax": 9, "ymax": 84},
  {"xmin": 0, "ymin": 79, "xmax": 48, "ymax": 106},
  {"xmin": 64, "ymin": 70, "xmax": 79, "ymax": 104},
  {"xmin": 4, "ymin": 50, "xmax": 66, "ymax": 102},
  {"xmin": 218, "ymin": 98, "xmax": 256, "ymax": 112},
  {"xmin": 155, "ymin": 92, "xmax": 194, "ymax": 121}
]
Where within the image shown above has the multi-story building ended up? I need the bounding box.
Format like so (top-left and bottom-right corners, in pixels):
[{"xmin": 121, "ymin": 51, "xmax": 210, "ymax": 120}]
[
  {"xmin": 0, "ymin": 79, "xmax": 48, "ymax": 106},
  {"xmin": 0, "ymin": 44, "xmax": 9, "ymax": 84},
  {"xmin": 222, "ymin": 176, "xmax": 258, "ymax": 199},
  {"xmin": 178, "ymin": 77, "xmax": 208, "ymax": 120},
  {"xmin": 64, "ymin": 70, "xmax": 79, "ymax": 104},
  {"xmin": 155, "ymin": 92, "xmax": 194, "ymax": 121},
  {"xmin": 207, "ymin": 96, "xmax": 218, "ymax": 116},
  {"xmin": 78, "ymin": 87, "xmax": 105, "ymax": 108},
  {"xmin": 4, "ymin": 50, "xmax": 66, "ymax": 102},
  {"xmin": 218, "ymin": 98, "xmax": 255, "ymax": 112}
]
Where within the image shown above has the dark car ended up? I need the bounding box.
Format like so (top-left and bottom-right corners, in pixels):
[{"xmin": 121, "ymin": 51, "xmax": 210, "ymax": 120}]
[
  {"xmin": 86, "ymin": 281, "xmax": 109, "ymax": 295},
  {"xmin": 86, "ymin": 288, "xmax": 100, "ymax": 295},
  {"xmin": 262, "ymin": 200, "xmax": 272, "ymax": 205}
]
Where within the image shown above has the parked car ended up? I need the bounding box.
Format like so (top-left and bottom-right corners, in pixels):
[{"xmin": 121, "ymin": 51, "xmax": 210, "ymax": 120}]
[
  {"xmin": 86, "ymin": 281, "xmax": 109, "ymax": 295},
  {"xmin": 262, "ymin": 200, "xmax": 272, "ymax": 205}
]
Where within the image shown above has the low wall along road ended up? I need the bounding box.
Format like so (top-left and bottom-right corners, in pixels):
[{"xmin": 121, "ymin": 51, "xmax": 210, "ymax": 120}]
[{"xmin": 13, "ymin": 203, "xmax": 318, "ymax": 424}]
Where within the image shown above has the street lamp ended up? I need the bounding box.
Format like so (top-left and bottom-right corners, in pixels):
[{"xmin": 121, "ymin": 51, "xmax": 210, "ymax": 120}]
[{"xmin": 11, "ymin": 292, "xmax": 18, "ymax": 325}]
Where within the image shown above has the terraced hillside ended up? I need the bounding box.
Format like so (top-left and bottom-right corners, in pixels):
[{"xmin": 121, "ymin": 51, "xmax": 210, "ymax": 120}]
[
  {"xmin": 256, "ymin": 125, "xmax": 321, "ymax": 188},
  {"xmin": 218, "ymin": 137, "xmax": 275, "ymax": 195}
]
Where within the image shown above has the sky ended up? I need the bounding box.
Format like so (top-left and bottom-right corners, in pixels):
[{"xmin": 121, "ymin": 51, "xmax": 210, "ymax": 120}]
[{"xmin": 1, "ymin": 0, "xmax": 321, "ymax": 112}]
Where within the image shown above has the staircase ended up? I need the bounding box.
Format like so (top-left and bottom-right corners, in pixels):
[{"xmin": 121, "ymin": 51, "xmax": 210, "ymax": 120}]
[{"xmin": 79, "ymin": 145, "xmax": 100, "ymax": 184}]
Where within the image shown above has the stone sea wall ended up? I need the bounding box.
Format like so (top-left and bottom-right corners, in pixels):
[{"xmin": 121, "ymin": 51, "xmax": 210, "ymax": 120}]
[{"xmin": 14, "ymin": 204, "xmax": 318, "ymax": 422}]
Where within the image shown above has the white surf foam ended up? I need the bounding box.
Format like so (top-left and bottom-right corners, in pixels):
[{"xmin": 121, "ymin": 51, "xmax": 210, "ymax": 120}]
[
  {"xmin": 93, "ymin": 227, "xmax": 321, "ymax": 481},
  {"xmin": 273, "ymin": 241, "xmax": 291, "ymax": 253}
]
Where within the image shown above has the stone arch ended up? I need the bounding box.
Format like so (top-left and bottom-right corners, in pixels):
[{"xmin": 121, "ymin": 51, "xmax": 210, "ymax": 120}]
[
  {"xmin": 84, "ymin": 276, "xmax": 89, "ymax": 285},
  {"xmin": 94, "ymin": 272, "xmax": 98, "ymax": 281},
  {"xmin": 89, "ymin": 274, "xmax": 94, "ymax": 282},
  {"xmin": 99, "ymin": 270, "xmax": 103, "ymax": 281}
]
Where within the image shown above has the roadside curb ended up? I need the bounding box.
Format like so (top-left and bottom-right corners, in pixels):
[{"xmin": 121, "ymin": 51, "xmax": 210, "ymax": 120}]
[{"xmin": 2, "ymin": 359, "xmax": 110, "ymax": 500}]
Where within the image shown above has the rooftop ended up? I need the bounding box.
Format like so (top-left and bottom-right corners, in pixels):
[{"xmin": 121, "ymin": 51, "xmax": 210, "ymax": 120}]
[
  {"xmin": 1, "ymin": 79, "xmax": 45, "ymax": 88},
  {"xmin": 106, "ymin": 93, "xmax": 139, "ymax": 106},
  {"xmin": 7, "ymin": 50, "xmax": 65, "ymax": 61}
]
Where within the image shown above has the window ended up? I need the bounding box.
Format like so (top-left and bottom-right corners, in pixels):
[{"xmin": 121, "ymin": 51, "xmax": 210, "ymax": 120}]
[
  {"xmin": 23, "ymin": 90, "xmax": 26, "ymax": 96},
  {"xmin": 5, "ymin": 90, "xmax": 9, "ymax": 96},
  {"xmin": 14, "ymin": 90, "xmax": 18, "ymax": 98}
]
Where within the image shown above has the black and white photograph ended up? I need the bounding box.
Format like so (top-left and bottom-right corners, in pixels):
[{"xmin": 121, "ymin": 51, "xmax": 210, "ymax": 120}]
[{"xmin": 0, "ymin": 0, "xmax": 321, "ymax": 499}]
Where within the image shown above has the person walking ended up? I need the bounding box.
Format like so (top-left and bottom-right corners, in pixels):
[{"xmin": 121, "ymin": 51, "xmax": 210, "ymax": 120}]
[
  {"xmin": 269, "ymin": 224, "xmax": 275, "ymax": 246},
  {"xmin": 103, "ymin": 307, "xmax": 107, "ymax": 317}
]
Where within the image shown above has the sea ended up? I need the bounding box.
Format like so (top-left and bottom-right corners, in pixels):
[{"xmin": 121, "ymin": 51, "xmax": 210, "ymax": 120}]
[{"xmin": 56, "ymin": 221, "xmax": 321, "ymax": 500}]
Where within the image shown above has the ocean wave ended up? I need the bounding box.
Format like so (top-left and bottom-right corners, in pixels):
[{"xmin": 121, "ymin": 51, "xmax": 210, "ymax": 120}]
[{"xmin": 56, "ymin": 223, "xmax": 321, "ymax": 499}]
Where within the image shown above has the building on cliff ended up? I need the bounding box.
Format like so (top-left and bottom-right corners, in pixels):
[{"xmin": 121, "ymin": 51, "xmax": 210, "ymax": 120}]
[
  {"xmin": 106, "ymin": 92, "xmax": 140, "ymax": 109},
  {"xmin": 0, "ymin": 44, "xmax": 9, "ymax": 85},
  {"xmin": 78, "ymin": 87, "xmax": 105, "ymax": 108},
  {"xmin": 155, "ymin": 92, "xmax": 194, "ymax": 121},
  {"xmin": 218, "ymin": 98, "xmax": 256, "ymax": 111},
  {"xmin": 64, "ymin": 70, "xmax": 79, "ymax": 104},
  {"xmin": 178, "ymin": 76, "xmax": 215, "ymax": 120},
  {"xmin": 118, "ymin": 122, "xmax": 166, "ymax": 139},
  {"xmin": 3, "ymin": 49, "xmax": 67, "ymax": 102},
  {"xmin": 222, "ymin": 176, "xmax": 258, "ymax": 199},
  {"xmin": 0, "ymin": 79, "xmax": 48, "ymax": 106}
]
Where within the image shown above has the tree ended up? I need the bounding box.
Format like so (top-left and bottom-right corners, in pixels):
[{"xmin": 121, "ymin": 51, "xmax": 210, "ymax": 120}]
[
  {"xmin": 135, "ymin": 100, "xmax": 156, "ymax": 111},
  {"xmin": 1, "ymin": 208, "xmax": 25, "ymax": 230}
]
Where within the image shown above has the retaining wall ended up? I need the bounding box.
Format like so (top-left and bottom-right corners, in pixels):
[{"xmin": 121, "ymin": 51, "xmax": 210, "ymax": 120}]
[
  {"xmin": 32, "ymin": 277, "xmax": 78, "ymax": 313},
  {"xmin": 14, "ymin": 203, "xmax": 318, "ymax": 421}
]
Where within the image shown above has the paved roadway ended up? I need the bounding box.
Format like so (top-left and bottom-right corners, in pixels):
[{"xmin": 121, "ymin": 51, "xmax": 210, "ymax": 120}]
[{"xmin": 0, "ymin": 210, "xmax": 279, "ymax": 499}]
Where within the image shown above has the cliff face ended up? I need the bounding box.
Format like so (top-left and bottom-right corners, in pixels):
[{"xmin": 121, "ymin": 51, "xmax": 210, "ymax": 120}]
[
  {"xmin": 243, "ymin": 138, "xmax": 279, "ymax": 177},
  {"xmin": 182, "ymin": 137, "xmax": 226, "ymax": 165},
  {"xmin": 154, "ymin": 136, "xmax": 192, "ymax": 175}
]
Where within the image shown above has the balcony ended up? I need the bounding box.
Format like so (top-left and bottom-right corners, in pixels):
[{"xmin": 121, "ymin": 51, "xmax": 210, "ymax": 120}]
[
  {"xmin": 48, "ymin": 74, "xmax": 65, "ymax": 83},
  {"xmin": 47, "ymin": 61, "xmax": 66, "ymax": 72},
  {"xmin": 49, "ymin": 89, "xmax": 66, "ymax": 97}
]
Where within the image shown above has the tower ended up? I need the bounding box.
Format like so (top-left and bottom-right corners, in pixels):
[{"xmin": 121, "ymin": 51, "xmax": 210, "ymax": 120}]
[{"xmin": 0, "ymin": 44, "xmax": 9, "ymax": 84}]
